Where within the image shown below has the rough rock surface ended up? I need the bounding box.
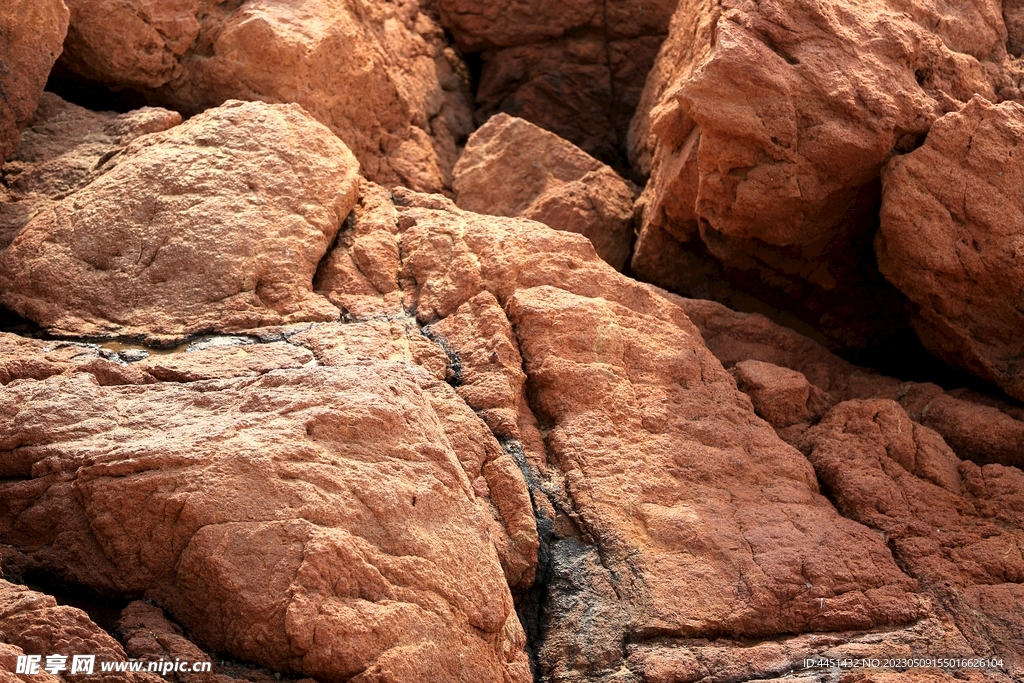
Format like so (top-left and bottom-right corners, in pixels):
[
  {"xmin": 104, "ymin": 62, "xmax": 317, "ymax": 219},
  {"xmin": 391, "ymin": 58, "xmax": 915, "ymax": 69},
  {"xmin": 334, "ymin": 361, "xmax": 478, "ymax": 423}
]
[
  {"xmin": 453, "ymin": 114, "xmax": 636, "ymax": 270},
  {"xmin": 0, "ymin": 579, "xmax": 160, "ymax": 683},
  {"xmin": 0, "ymin": 93, "xmax": 181, "ymax": 251},
  {"xmin": 797, "ymin": 399, "xmax": 1024, "ymax": 671},
  {"xmin": 56, "ymin": 0, "xmax": 472, "ymax": 193},
  {"xmin": 678, "ymin": 296, "xmax": 1024, "ymax": 470},
  {"xmin": 629, "ymin": 0, "xmax": 1024, "ymax": 356},
  {"xmin": 438, "ymin": 0, "xmax": 679, "ymax": 165},
  {"xmin": 0, "ymin": 0, "xmax": 69, "ymax": 163},
  {"xmin": 0, "ymin": 100, "xmax": 359, "ymax": 345},
  {"xmin": 877, "ymin": 97, "xmax": 1024, "ymax": 401}
]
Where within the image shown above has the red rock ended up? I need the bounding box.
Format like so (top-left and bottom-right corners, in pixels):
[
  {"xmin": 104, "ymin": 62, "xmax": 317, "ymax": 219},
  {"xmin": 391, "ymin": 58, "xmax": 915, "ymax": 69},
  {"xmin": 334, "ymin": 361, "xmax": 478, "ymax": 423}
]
[
  {"xmin": 675, "ymin": 295, "xmax": 1024, "ymax": 469},
  {"xmin": 629, "ymin": 0, "xmax": 1022, "ymax": 353},
  {"xmin": 453, "ymin": 114, "xmax": 636, "ymax": 270},
  {"xmin": 1, "ymin": 93, "xmax": 181, "ymax": 251},
  {"xmin": 438, "ymin": 0, "xmax": 678, "ymax": 164},
  {"xmin": 387, "ymin": 189, "xmax": 923, "ymax": 678},
  {"xmin": 0, "ymin": 579, "xmax": 160, "ymax": 683},
  {"xmin": 0, "ymin": 361, "xmax": 533, "ymax": 682},
  {"xmin": 0, "ymin": 100, "xmax": 359, "ymax": 345},
  {"xmin": 56, "ymin": 0, "xmax": 472, "ymax": 193},
  {"xmin": 796, "ymin": 398, "xmax": 1024, "ymax": 671},
  {"xmin": 877, "ymin": 97, "xmax": 1024, "ymax": 400},
  {"xmin": 730, "ymin": 359, "xmax": 832, "ymax": 430},
  {"xmin": 0, "ymin": 0, "xmax": 69, "ymax": 163}
]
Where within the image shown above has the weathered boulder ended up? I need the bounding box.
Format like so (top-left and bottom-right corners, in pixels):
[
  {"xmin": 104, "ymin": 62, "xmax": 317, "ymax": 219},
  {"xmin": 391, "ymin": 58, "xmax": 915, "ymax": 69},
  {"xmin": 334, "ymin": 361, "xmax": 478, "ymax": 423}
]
[
  {"xmin": 0, "ymin": 0, "xmax": 69, "ymax": 163},
  {"xmin": 438, "ymin": 0, "xmax": 678, "ymax": 165},
  {"xmin": 56, "ymin": 0, "xmax": 472, "ymax": 193},
  {"xmin": 877, "ymin": 97, "xmax": 1024, "ymax": 401},
  {"xmin": 0, "ymin": 359, "xmax": 533, "ymax": 681},
  {"xmin": 629, "ymin": 0, "xmax": 1024, "ymax": 354},
  {"xmin": 1, "ymin": 93, "xmax": 181, "ymax": 251},
  {"xmin": 0, "ymin": 100, "xmax": 359, "ymax": 345},
  {"xmin": 453, "ymin": 114, "xmax": 635, "ymax": 270}
]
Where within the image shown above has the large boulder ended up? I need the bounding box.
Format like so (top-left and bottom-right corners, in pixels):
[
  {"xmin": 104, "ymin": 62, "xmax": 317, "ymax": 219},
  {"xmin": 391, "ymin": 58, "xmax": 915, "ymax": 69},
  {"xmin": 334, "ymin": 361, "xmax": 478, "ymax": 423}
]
[
  {"xmin": 437, "ymin": 0, "xmax": 678, "ymax": 165},
  {"xmin": 877, "ymin": 97, "xmax": 1024, "ymax": 401},
  {"xmin": 629, "ymin": 0, "xmax": 1023, "ymax": 354},
  {"xmin": 56, "ymin": 0, "xmax": 472, "ymax": 193},
  {"xmin": 453, "ymin": 114, "xmax": 636, "ymax": 270},
  {"xmin": 0, "ymin": 0, "xmax": 70, "ymax": 162},
  {"xmin": 0, "ymin": 99, "xmax": 359, "ymax": 345}
]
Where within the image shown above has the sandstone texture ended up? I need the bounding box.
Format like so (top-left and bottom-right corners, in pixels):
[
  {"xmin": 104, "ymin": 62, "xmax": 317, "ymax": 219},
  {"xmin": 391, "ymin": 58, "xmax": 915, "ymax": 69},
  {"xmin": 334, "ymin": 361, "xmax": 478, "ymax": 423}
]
[
  {"xmin": 438, "ymin": 0, "xmax": 679, "ymax": 165},
  {"xmin": 1, "ymin": 93, "xmax": 181, "ymax": 251},
  {"xmin": 0, "ymin": 99, "xmax": 359, "ymax": 345},
  {"xmin": 453, "ymin": 114, "xmax": 636, "ymax": 270},
  {"xmin": 629, "ymin": 0, "xmax": 1024, "ymax": 358},
  {"xmin": 877, "ymin": 96, "xmax": 1024, "ymax": 401},
  {"xmin": 0, "ymin": 0, "xmax": 69, "ymax": 163},
  {"xmin": 56, "ymin": 0, "xmax": 472, "ymax": 192}
]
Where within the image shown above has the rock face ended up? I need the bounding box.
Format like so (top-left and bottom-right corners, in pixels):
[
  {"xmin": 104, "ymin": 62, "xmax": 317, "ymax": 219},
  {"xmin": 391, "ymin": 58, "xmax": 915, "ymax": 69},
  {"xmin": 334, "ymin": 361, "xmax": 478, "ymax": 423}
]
[
  {"xmin": 0, "ymin": 99, "xmax": 359, "ymax": 345},
  {"xmin": 56, "ymin": 0, "xmax": 473, "ymax": 192},
  {"xmin": 0, "ymin": 93, "xmax": 181, "ymax": 251},
  {"xmin": 0, "ymin": 0, "xmax": 70, "ymax": 162},
  {"xmin": 629, "ymin": 0, "xmax": 1024, "ymax": 356},
  {"xmin": 438, "ymin": 0, "xmax": 679, "ymax": 166},
  {"xmin": 877, "ymin": 97, "xmax": 1024, "ymax": 402},
  {"xmin": 453, "ymin": 114, "xmax": 636, "ymax": 270},
  {"xmin": 0, "ymin": 580, "xmax": 160, "ymax": 683}
]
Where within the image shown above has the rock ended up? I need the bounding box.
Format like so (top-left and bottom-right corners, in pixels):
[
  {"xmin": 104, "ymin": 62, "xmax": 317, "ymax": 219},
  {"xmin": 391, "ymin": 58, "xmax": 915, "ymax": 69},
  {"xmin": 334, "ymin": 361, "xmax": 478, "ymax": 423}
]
[
  {"xmin": 1, "ymin": 93, "xmax": 181, "ymax": 251},
  {"xmin": 384, "ymin": 189, "xmax": 925, "ymax": 679},
  {"xmin": 0, "ymin": 0, "xmax": 69, "ymax": 163},
  {"xmin": 629, "ymin": 0, "xmax": 1024, "ymax": 355},
  {"xmin": 0, "ymin": 100, "xmax": 359, "ymax": 345},
  {"xmin": 675, "ymin": 295, "xmax": 1024, "ymax": 469},
  {"xmin": 0, "ymin": 361, "xmax": 533, "ymax": 681},
  {"xmin": 453, "ymin": 114, "xmax": 636, "ymax": 270},
  {"xmin": 0, "ymin": 579, "xmax": 160, "ymax": 683},
  {"xmin": 56, "ymin": 0, "xmax": 473, "ymax": 193},
  {"xmin": 796, "ymin": 399, "xmax": 1024, "ymax": 671},
  {"xmin": 438, "ymin": 0, "xmax": 679, "ymax": 165},
  {"xmin": 730, "ymin": 359, "xmax": 832, "ymax": 430},
  {"xmin": 877, "ymin": 96, "xmax": 1024, "ymax": 401}
]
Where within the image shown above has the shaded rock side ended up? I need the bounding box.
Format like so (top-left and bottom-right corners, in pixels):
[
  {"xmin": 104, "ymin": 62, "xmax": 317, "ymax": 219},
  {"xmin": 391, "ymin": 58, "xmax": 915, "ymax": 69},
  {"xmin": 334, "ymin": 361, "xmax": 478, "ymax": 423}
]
[
  {"xmin": 877, "ymin": 96, "xmax": 1024, "ymax": 401},
  {"xmin": 0, "ymin": 0, "xmax": 70, "ymax": 163},
  {"xmin": 0, "ymin": 579, "xmax": 161, "ymax": 683},
  {"xmin": 1, "ymin": 92, "xmax": 181, "ymax": 251},
  {"xmin": 57, "ymin": 0, "xmax": 473, "ymax": 193},
  {"xmin": 453, "ymin": 113, "xmax": 636, "ymax": 270},
  {"xmin": 628, "ymin": 0, "xmax": 1024, "ymax": 355},
  {"xmin": 438, "ymin": 0, "xmax": 679, "ymax": 166},
  {"xmin": 0, "ymin": 99, "xmax": 360, "ymax": 345}
]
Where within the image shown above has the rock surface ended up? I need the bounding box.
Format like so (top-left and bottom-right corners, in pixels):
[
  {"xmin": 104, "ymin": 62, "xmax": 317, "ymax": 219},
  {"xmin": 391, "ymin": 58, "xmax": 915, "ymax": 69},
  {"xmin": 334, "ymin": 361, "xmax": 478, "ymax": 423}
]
[
  {"xmin": 453, "ymin": 114, "xmax": 635, "ymax": 270},
  {"xmin": 0, "ymin": 99, "xmax": 359, "ymax": 345},
  {"xmin": 1, "ymin": 93, "xmax": 181, "ymax": 251},
  {"xmin": 56, "ymin": 0, "xmax": 473, "ymax": 193},
  {"xmin": 438, "ymin": 0, "xmax": 679, "ymax": 165},
  {"xmin": 877, "ymin": 97, "xmax": 1024, "ymax": 401},
  {"xmin": 0, "ymin": 0, "xmax": 69, "ymax": 163},
  {"xmin": 629, "ymin": 0, "xmax": 1024, "ymax": 357}
]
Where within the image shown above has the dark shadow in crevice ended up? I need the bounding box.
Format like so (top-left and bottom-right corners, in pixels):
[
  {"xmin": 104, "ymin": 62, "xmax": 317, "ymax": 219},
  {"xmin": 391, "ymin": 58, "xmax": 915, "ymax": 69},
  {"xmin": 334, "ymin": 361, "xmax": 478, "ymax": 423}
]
[{"xmin": 45, "ymin": 64, "xmax": 150, "ymax": 114}]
